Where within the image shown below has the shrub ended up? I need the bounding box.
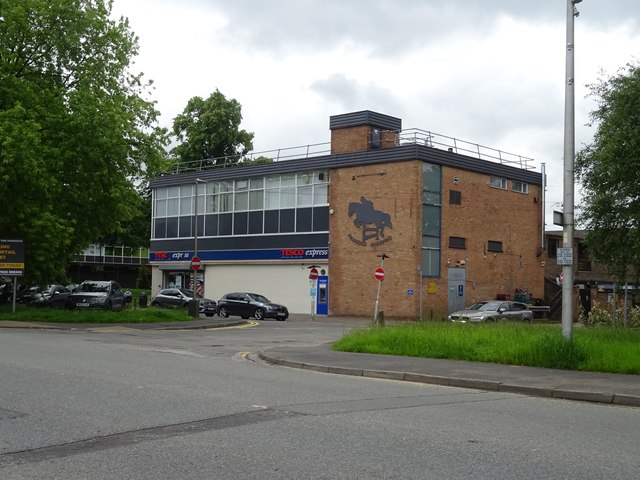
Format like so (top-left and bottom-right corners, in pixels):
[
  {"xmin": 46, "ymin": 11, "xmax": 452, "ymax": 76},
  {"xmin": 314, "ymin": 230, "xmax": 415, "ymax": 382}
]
[{"xmin": 583, "ymin": 302, "xmax": 612, "ymax": 327}]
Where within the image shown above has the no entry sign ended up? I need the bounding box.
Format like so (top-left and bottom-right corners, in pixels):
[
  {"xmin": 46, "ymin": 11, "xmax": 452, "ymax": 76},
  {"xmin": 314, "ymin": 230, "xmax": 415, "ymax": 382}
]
[
  {"xmin": 190, "ymin": 256, "xmax": 201, "ymax": 270},
  {"xmin": 374, "ymin": 267, "xmax": 385, "ymax": 281},
  {"xmin": 309, "ymin": 267, "xmax": 319, "ymax": 280}
]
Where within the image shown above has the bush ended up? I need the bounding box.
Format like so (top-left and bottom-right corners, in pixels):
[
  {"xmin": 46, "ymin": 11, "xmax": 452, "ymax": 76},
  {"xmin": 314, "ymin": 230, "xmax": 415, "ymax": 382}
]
[{"xmin": 581, "ymin": 301, "xmax": 640, "ymax": 328}]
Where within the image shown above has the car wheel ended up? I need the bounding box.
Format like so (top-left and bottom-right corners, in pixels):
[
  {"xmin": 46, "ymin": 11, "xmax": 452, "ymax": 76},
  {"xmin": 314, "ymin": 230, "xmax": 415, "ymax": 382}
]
[
  {"xmin": 218, "ymin": 306, "xmax": 229, "ymax": 318},
  {"xmin": 254, "ymin": 308, "xmax": 265, "ymax": 320}
]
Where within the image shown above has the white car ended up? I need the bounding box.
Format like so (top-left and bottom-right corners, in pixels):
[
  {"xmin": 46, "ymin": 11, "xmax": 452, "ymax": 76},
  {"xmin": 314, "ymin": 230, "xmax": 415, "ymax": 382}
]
[{"xmin": 448, "ymin": 300, "xmax": 533, "ymax": 323}]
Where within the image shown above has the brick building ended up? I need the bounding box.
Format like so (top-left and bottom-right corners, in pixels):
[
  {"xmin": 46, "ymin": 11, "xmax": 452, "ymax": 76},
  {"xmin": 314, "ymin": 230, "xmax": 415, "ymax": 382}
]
[{"xmin": 148, "ymin": 110, "xmax": 545, "ymax": 319}]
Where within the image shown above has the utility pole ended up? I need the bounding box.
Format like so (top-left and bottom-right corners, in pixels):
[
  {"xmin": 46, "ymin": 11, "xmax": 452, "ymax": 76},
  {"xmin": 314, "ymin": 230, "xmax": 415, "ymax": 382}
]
[{"xmin": 561, "ymin": 0, "xmax": 581, "ymax": 340}]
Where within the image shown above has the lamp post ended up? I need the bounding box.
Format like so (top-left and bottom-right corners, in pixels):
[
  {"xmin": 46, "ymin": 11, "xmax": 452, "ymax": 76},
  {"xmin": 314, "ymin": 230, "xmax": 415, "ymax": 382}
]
[
  {"xmin": 561, "ymin": 0, "xmax": 581, "ymax": 340},
  {"xmin": 193, "ymin": 178, "xmax": 205, "ymax": 302}
]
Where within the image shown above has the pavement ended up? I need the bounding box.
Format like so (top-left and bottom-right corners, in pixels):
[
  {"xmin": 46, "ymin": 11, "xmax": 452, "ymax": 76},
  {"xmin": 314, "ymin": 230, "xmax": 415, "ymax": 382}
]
[{"xmin": 1, "ymin": 314, "xmax": 639, "ymax": 408}]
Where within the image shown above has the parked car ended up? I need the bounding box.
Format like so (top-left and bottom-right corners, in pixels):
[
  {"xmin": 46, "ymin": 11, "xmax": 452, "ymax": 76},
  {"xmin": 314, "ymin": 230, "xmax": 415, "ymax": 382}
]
[
  {"xmin": 149, "ymin": 288, "xmax": 216, "ymax": 317},
  {"xmin": 17, "ymin": 284, "xmax": 72, "ymax": 308},
  {"xmin": 0, "ymin": 282, "xmax": 27, "ymax": 304},
  {"xmin": 67, "ymin": 280, "xmax": 125, "ymax": 311},
  {"xmin": 448, "ymin": 300, "xmax": 533, "ymax": 323},
  {"xmin": 217, "ymin": 292, "xmax": 288, "ymax": 321}
]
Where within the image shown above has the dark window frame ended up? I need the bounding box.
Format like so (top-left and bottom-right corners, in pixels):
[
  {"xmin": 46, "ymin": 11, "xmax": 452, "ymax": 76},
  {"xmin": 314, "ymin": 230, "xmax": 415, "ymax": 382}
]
[
  {"xmin": 449, "ymin": 190, "xmax": 462, "ymax": 205},
  {"xmin": 488, "ymin": 240, "xmax": 503, "ymax": 253},
  {"xmin": 448, "ymin": 236, "xmax": 466, "ymax": 249}
]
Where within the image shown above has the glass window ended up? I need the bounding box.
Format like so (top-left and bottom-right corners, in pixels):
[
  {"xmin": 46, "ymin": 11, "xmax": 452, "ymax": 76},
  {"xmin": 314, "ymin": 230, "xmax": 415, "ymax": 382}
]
[
  {"xmin": 166, "ymin": 217, "xmax": 179, "ymax": 238},
  {"xmin": 266, "ymin": 175, "xmax": 280, "ymax": 189},
  {"xmin": 205, "ymin": 194, "xmax": 218, "ymax": 213},
  {"xmin": 281, "ymin": 174, "xmax": 295, "ymax": 187},
  {"xmin": 449, "ymin": 236, "xmax": 466, "ymax": 249},
  {"xmin": 313, "ymin": 206, "xmax": 329, "ymax": 231},
  {"xmin": 248, "ymin": 211, "xmax": 263, "ymax": 234},
  {"xmin": 154, "ymin": 218, "xmax": 166, "ymax": 239},
  {"xmin": 512, "ymin": 181, "xmax": 529, "ymax": 194},
  {"xmin": 206, "ymin": 181, "xmax": 219, "ymax": 194},
  {"xmin": 297, "ymin": 185, "xmax": 313, "ymax": 206},
  {"xmin": 264, "ymin": 210, "xmax": 279, "ymax": 233},
  {"xmin": 235, "ymin": 179, "xmax": 248, "ymax": 191},
  {"xmin": 180, "ymin": 196, "xmax": 192, "ymax": 215},
  {"xmin": 449, "ymin": 190, "xmax": 462, "ymax": 205},
  {"xmin": 280, "ymin": 209, "xmax": 295, "ymax": 232},
  {"xmin": 489, "ymin": 176, "xmax": 507, "ymax": 189},
  {"xmin": 205, "ymin": 214, "xmax": 218, "ymax": 236},
  {"xmin": 167, "ymin": 198, "xmax": 179, "ymax": 216},
  {"xmin": 179, "ymin": 216, "xmax": 192, "ymax": 237},
  {"xmin": 219, "ymin": 213, "xmax": 232, "ymax": 236},
  {"xmin": 249, "ymin": 190, "xmax": 263, "ymax": 210},
  {"xmin": 155, "ymin": 187, "xmax": 168, "ymax": 200},
  {"xmin": 234, "ymin": 212, "xmax": 248, "ymax": 235},
  {"xmin": 421, "ymin": 248, "xmax": 440, "ymax": 277},
  {"xmin": 296, "ymin": 208, "xmax": 312, "ymax": 232},
  {"xmin": 423, "ymin": 163, "xmax": 441, "ymax": 191},
  {"xmin": 250, "ymin": 177, "xmax": 264, "ymax": 189},
  {"xmin": 281, "ymin": 186, "xmax": 295, "ymax": 208},
  {"xmin": 488, "ymin": 240, "xmax": 503, "ymax": 252},
  {"xmin": 423, "ymin": 191, "xmax": 441, "ymax": 205},
  {"xmin": 235, "ymin": 191, "xmax": 248, "ymax": 211},
  {"xmin": 265, "ymin": 189, "xmax": 279, "ymax": 209},
  {"xmin": 422, "ymin": 205, "xmax": 441, "ymax": 236},
  {"xmin": 313, "ymin": 183, "xmax": 328, "ymax": 205},
  {"xmin": 155, "ymin": 199, "xmax": 167, "ymax": 217},
  {"xmin": 220, "ymin": 192, "xmax": 233, "ymax": 212}
]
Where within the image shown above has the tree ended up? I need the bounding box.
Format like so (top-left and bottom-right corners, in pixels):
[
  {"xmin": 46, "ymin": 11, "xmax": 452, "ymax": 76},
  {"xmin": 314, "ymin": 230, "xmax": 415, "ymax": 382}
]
[
  {"xmin": 0, "ymin": 0, "xmax": 169, "ymax": 285},
  {"xmin": 171, "ymin": 89, "xmax": 254, "ymax": 169},
  {"xmin": 575, "ymin": 62, "xmax": 640, "ymax": 284}
]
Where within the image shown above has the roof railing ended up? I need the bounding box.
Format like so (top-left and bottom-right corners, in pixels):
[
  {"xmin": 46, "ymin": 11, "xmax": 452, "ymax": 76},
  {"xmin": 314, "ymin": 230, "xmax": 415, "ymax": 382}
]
[
  {"xmin": 170, "ymin": 129, "xmax": 535, "ymax": 173},
  {"xmin": 396, "ymin": 128, "xmax": 535, "ymax": 170}
]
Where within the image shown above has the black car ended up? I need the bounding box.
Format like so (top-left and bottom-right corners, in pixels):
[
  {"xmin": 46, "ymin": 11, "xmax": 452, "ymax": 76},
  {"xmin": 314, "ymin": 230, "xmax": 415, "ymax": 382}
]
[
  {"xmin": 217, "ymin": 292, "xmax": 288, "ymax": 321},
  {"xmin": 67, "ymin": 280, "xmax": 125, "ymax": 311},
  {"xmin": 149, "ymin": 288, "xmax": 216, "ymax": 317},
  {"xmin": 17, "ymin": 284, "xmax": 72, "ymax": 308}
]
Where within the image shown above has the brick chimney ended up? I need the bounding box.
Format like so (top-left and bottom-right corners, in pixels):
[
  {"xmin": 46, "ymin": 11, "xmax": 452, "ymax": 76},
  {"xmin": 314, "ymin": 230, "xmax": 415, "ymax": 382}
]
[{"xmin": 329, "ymin": 111, "xmax": 402, "ymax": 155}]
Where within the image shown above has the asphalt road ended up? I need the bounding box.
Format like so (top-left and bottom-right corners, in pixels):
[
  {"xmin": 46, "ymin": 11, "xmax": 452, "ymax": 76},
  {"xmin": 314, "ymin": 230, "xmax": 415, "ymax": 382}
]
[{"xmin": 1, "ymin": 318, "xmax": 638, "ymax": 479}]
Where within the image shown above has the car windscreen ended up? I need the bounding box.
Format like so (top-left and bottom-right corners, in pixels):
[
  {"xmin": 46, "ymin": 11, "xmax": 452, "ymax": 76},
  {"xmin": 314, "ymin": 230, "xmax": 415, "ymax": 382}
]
[
  {"xmin": 249, "ymin": 293, "xmax": 270, "ymax": 303},
  {"xmin": 179, "ymin": 289, "xmax": 194, "ymax": 298},
  {"xmin": 77, "ymin": 282, "xmax": 110, "ymax": 293},
  {"xmin": 478, "ymin": 301, "xmax": 501, "ymax": 311}
]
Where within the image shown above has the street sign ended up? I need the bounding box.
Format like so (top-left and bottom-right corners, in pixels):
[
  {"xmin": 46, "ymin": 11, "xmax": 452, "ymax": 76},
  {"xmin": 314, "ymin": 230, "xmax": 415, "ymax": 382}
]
[
  {"xmin": 190, "ymin": 256, "xmax": 201, "ymax": 270},
  {"xmin": 309, "ymin": 267, "xmax": 319, "ymax": 280},
  {"xmin": 557, "ymin": 247, "xmax": 573, "ymax": 266},
  {"xmin": 374, "ymin": 267, "xmax": 385, "ymax": 281}
]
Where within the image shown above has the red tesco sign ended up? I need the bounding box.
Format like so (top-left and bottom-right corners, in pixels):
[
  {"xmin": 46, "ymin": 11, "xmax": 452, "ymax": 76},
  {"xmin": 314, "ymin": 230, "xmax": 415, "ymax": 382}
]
[
  {"xmin": 309, "ymin": 267, "xmax": 319, "ymax": 280},
  {"xmin": 191, "ymin": 256, "xmax": 201, "ymax": 271},
  {"xmin": 374, "ymin": 267, "xmax": 385, "ymax": 281}
]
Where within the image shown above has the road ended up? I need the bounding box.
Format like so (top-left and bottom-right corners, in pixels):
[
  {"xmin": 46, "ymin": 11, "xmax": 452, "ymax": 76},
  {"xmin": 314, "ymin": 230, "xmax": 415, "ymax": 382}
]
[{"xmin": 0, "ymin": 318, "xmax": 638, "ymax": 479}]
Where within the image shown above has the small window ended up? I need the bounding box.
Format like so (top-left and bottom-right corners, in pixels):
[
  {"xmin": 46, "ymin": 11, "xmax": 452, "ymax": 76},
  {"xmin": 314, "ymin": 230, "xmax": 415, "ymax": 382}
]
[
  {"xmin": 449, "ymin": 236, "xmax": 466, "ymax": 249},
  {"xmin": 512, "ymin": 181, "xmax": 529, "ymax": 194},
  {"xmin": 489, "ymin": 176, "xmax": 507, "ymax": 189},
  {"xmin": 488, "ymin": 240, "xmax": 503, "ymax": 253},
  {"xmin": 449, "ymin": 190, "xmax": 462, "ymax": 205}
]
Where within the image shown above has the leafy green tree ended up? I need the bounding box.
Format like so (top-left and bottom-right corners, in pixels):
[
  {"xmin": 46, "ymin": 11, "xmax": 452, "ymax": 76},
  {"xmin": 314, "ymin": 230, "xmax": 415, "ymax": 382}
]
[
  {"xmin": 0, "ymin": 0, "xmax": 169, "ymax": 285},
  {"xmin": 171, "ymin": 89, "xmax": 254, "ymax": 169},
  {"xmin": 575, "ymin": 62, "xmax": 640, "ymax": 284}
]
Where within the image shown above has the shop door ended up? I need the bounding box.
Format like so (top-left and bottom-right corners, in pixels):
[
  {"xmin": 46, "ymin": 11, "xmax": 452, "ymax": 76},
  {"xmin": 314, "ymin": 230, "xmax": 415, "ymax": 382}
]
[{"xmin": 447, "ymin": 268, "xmax": 466, "ymax": 313}]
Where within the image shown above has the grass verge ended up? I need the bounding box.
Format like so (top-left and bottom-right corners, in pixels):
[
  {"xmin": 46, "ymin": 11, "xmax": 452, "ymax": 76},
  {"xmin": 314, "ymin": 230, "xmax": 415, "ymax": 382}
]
[
  {"xmin": 0, "ymin": 305, "xmax": 195, "ymax": 324},
  {"xmin": 332, "ymin": 322, "xmax": 640, "ymax": 374}
]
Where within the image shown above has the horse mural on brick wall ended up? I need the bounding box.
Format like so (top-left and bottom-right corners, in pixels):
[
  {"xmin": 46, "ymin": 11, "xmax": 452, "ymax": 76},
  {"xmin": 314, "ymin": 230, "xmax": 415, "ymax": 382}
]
[{"xmin": 348, "ymin": 196, "xmax": 393, "ymax": 246}]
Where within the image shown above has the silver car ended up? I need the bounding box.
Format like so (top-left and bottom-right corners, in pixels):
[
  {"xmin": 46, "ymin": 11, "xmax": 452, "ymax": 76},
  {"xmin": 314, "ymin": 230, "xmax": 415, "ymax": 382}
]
[{"xmin": 448, "ymin": 300, "xmax": 533, "ymax": 323}]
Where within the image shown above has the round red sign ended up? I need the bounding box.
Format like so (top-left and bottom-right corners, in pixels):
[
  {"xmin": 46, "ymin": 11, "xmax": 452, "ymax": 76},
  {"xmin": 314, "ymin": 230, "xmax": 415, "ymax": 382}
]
[
  {"xmin": 309, "ymin": 267, "xmax": 319, "ymax": 280},
  {"xmin": 374, "ymin": 267, "xmax": 385, "ymax": 281},
  {"xmin": 191, "ymin": 256, "xmax": 201, "ymax": 271}
]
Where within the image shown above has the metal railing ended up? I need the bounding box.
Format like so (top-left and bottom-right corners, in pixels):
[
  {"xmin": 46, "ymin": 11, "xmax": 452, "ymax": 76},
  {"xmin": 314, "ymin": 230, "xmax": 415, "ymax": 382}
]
[
  {"xmin": 397, "ymin": 129, "xmax": 535, "ymax": 170},
  {"xmin": 170, "ymin": 129, "xmax": 535, "ymax": 173}
]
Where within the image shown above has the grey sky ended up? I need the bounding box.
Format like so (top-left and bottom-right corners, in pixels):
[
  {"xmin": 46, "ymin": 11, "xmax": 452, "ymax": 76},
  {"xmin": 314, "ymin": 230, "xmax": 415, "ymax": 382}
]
[{"xmin": 113, "ymin": 0, "xmax": 640, "ymax": 223}]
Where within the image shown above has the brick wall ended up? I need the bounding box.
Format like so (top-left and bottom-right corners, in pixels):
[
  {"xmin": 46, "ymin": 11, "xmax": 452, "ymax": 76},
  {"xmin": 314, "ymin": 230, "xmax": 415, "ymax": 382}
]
[
  {"xmin": 328, "ymin": 161, "xmax": 422, "ymax": 318},
  {"xmin": 327, "ymin": 160, "xmax": 545, "ymax": 319}
]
